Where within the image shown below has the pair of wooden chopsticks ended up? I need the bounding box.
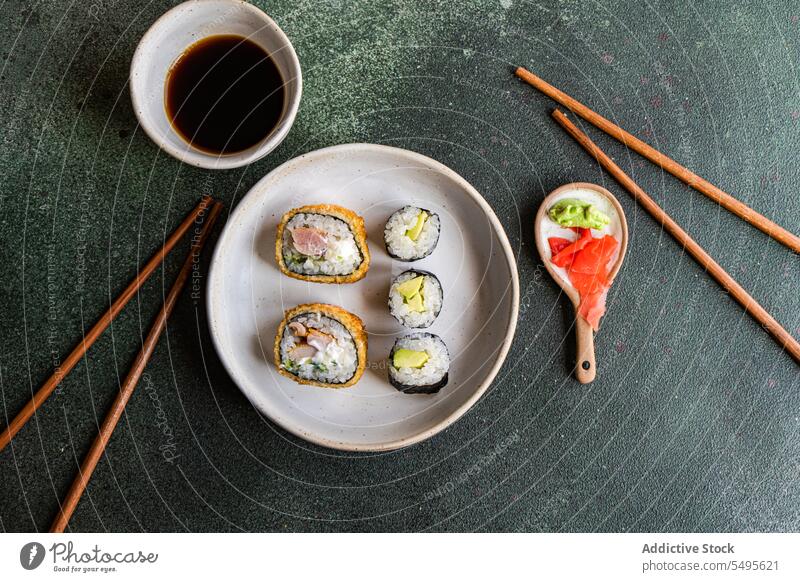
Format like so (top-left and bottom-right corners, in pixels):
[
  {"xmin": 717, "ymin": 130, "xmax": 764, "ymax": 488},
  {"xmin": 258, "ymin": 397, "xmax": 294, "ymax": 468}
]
[
  {"xmin": 0, "ymin": 196, "xmax": 222, "ymax": 532},
  {"xmin": 515, "ymin": 66, "xmax": 800, "ymax": 363}
]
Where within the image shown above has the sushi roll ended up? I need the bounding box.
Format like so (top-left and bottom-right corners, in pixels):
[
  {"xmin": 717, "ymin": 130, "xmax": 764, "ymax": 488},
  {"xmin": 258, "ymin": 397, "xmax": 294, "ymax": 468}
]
[
  {"xmin": 274, "ymin": 303, "xmax": 367, "ymax": 388},
  {"xmin": 276, "ymin": 204, "xmax": 370, "ymax": 283},
  {"xmin": 384, "ymin": 206, "xmax": 441, "ymax": 261},
  {"xmin": 388, "ymin": 333, "xmax": 450, "ymax": 394},
  {"xmin": 388, "ymin": 269, "xmax": 443, "ymax": 328}
]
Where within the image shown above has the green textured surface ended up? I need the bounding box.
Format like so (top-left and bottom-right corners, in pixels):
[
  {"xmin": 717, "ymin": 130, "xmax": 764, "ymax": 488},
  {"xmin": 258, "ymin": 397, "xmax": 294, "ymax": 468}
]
[{"xmin": 1, "ymin": 0, "xmax": 799, "ymax": 532}]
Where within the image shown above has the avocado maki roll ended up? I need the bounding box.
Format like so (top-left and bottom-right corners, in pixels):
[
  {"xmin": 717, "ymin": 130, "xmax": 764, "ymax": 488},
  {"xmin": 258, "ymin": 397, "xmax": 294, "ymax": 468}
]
[
  {"xmin": 276, "ymin": 204, "xmax": 370, "ymax": 283},
  {"xmin": 384, "ymin": 206, "xmax": 441, "ymax": 261},
  {"xmin": 388, "ymin": 333, "xmax": 450, "ymax": 394},
  {"xmin": 388, "ymin": 269, "xmax": 442, "ymax": 328},
  {"xmin": 274, "ymin": 303, "xmax": 367, "ymax": 388}
]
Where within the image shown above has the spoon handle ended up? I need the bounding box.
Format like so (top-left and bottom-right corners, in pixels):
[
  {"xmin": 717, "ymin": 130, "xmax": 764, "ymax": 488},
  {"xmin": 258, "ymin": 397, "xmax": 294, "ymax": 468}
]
[{"xmin": 574, "ymin": 315, "xmax": 596, "ymax": 384}]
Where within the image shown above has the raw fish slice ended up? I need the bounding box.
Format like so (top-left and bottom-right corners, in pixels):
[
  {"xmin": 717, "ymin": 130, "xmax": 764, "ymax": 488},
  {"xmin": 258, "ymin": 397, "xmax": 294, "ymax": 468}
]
[
  {"xmin": 550, "ymin": 228, "xmax": 593, "ymax": 267},
  {"xmin": 548, "ymin": 231, "xmax": 618, "ymax": 331},
  {"xmin": 570, "ymin": 237, "xmax": 617, "ymax": 330},
  {"xmin": 567, "ymin": 269, "xmax": 609, "ymax": 296},
  {"xmin": 290, "ymin": 226, "xmax": 328, "ymax": 257},
  {"xmin": 569, "ymin": 235, "xmax": 618, "ymax": 275},
  {"xmin": 548, "ymin": 237, "xmax": 573, "ymax": 256},
  {"xmin": 578, "ymin": 290, "xmax": 608, "ymax": 331}
]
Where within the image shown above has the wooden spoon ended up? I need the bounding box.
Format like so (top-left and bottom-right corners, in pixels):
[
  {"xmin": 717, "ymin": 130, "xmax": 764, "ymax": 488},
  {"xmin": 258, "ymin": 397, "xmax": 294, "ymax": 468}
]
[{"xmin": 534, "ymin": 182, "xmax": 628, "ymax": 384}]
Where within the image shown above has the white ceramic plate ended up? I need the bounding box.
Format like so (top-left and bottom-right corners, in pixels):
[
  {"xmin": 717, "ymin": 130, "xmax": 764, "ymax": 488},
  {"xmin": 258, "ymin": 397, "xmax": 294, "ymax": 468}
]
[{"xmin": 207, "ymin": 143, "xmax": 519, "ymax": 451}]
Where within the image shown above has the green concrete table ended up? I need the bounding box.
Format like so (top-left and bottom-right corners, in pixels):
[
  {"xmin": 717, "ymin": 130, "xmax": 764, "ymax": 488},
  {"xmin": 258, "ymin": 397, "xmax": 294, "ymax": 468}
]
[{"xmin": 1, "ymin": 0, "xmax": 798, "ymax": 532}]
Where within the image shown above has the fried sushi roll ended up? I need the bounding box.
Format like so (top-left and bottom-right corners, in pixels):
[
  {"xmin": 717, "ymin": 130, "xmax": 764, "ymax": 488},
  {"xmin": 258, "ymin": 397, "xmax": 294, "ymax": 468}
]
[
  {"xmin": 384, "ymin": 206, "xmax": 441, "ymax": 261},
  {"xmin": 388, "ymin": 333, "xmax": 450, "ymax": 394},
  {"xmin": 276, "ymin": 204, "xmax": 370, "ymax": 283},
  {"xmin": 388, "ymin": 269, "xmax": 443, "ymax": 328},
  {"xmin": 274, "ymin": 304, "xmax": 367, "ymax": 388}
]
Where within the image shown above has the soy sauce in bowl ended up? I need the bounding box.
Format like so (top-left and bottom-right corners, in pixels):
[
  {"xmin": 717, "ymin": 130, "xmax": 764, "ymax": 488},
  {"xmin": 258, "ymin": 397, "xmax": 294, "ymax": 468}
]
[{"xmin": 165, "ymin": 34, "xmax": 286, "ymax": 155}]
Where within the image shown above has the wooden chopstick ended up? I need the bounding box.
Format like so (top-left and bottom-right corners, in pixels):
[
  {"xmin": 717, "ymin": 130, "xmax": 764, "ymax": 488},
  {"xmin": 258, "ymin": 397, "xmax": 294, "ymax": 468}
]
[
  {"xmin": 0, "ymin": 196, "xmax": 215, "ymax": 453},
  {"xmin": 551, "ymin": 109, "xmax": 800, "ymax": 363},
  {"xmin": 515, "ymin": 66, "xmax": 800, "ymax": 254},
  {"xmin": 50, "ymin": 201, "xmax": 223, "ymax": 533}
]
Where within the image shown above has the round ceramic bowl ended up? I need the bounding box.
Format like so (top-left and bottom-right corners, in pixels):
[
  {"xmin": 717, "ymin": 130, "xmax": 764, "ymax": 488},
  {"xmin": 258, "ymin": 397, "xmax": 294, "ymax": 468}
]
[
  {"xmin": 129, "ymin": 0, "xmax": 302, "ymax": 170},
  {"xmin": 207, "ymin": 144, "xmax": 520, "ymax": 451}
]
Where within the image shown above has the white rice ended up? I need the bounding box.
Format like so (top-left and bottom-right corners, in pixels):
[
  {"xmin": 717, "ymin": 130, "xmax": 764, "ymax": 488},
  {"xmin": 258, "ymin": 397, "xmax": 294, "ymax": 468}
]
[
  {"xmin": 384, "ymin": 206, "xmax": 441, "ymax": 260},
  {"xmin": 279, "ymin": 312, "xmax": 358, "ymax": 384},
  {"xmin": 389, "ymin": 333, "xmax": 449, "ymax": 387},
  {"xmin": 388, "ymin": 270, "xmax": 443, "ymax": 328},
  {"xmin": 282, "ymin": 213, "xmax": 362, "ymax": 275}
]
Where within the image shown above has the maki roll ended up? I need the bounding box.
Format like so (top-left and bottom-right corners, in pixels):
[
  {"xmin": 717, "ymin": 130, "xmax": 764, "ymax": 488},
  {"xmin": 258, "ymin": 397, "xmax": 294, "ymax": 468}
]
[
  {"xmin": 384, "ymin": 206, "xmax": 441, "ymax": 261},
  {"xmin": 388, "ymin": 269, "xmax": 443, "ymax": 328},
  {"xmin": 388, "ymin": 333, "xmax": 450, "ymax": 394},
  {"xmin": 274, "ymin": 303, "xmax": 367, "ymax": 388},
  {"xmin": 276, "ymin": 204, "xmax": 370, "ymax": 283}
]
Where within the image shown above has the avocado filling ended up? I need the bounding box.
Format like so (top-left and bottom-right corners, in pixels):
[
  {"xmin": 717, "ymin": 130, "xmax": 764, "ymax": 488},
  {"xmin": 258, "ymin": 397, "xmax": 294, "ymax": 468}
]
[
  {"xmin": 405, "ymin": 211, "xmax": 428, "ymax": 241},
  {"xmin": 393, "ymin": 348, "xmax": 429, "ymax": 369},
  {"xmin": 396, "ymin": 275, "xmax": 426, "ymax": 312}
]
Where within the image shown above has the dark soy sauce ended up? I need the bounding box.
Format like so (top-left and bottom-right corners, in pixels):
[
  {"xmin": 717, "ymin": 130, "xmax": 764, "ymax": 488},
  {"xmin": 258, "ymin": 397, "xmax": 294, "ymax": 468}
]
[{"xmin": 165, "ymin": 34, "xmax": 286, "ymax": 154}]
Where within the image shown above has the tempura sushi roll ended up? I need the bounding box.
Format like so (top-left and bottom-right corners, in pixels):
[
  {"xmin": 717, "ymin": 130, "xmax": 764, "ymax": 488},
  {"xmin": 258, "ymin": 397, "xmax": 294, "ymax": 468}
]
[
  {"xmin": 274, "ymin": 303, "xmax": 367, "ymax": 388},
  {"xmin": 384, "ymin": 206, "xmax": 441, "ymax": 261},
  {"xmin": 276, "ymin": 204, "xmax": 370, "ymax": 283},
  {"xmin": 388, "ymin": 333, "xmax": 449, "ymax": 394},
  {"xmin": 388, "ymin": 269, "xmax": 443, "ymax": 328}
]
